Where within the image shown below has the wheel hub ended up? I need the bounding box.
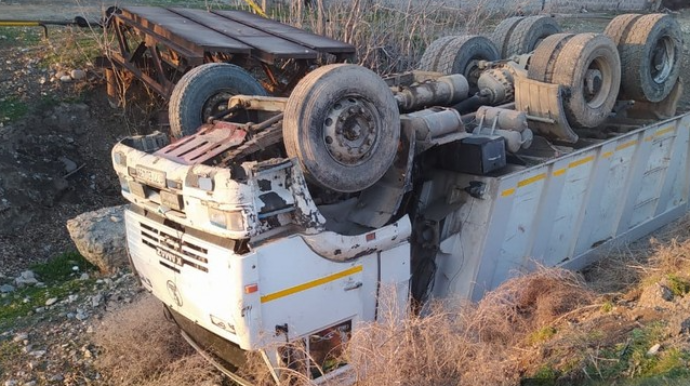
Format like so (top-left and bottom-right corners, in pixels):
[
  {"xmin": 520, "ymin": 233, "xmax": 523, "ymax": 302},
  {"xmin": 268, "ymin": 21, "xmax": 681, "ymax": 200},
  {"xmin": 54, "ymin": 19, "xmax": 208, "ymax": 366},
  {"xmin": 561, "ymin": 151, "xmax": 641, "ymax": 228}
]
[
  {"xmin": 651, "ymin": 37, "xmax": 674, "ymax": 84},
  {"xmin": 322, "ymin": 97, "xmax": 378, "ymax": 165},
  {"xmin": 585, "ymin": 69, "xmax": 603, "ymax": 98},
  {"xmin": 202, "ymin": 92, "xmax": 234, "ymax": 122}
]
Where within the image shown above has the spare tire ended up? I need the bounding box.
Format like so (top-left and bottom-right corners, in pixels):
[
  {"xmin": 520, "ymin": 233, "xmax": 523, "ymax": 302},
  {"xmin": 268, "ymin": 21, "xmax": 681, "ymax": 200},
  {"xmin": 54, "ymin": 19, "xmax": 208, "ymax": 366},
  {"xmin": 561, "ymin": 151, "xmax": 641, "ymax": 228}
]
[
  {"xmin": 283, "ymin": 64, "xmax": 400, "ymax": 193},
  {"xmin": 604, "ymin": 14, "xmax": 643, "ymax": 46},
  {"xmin": 552, "ymin": 33, "xmax": 621, "ymax": 129},
  {"xmin": 616, "ymin": 14, "xmax": 682, "ymax": 102},
  {"xmin": 528, "ymin": 33, "xmax": 575, "ymax": 83},
  {"xmin": 169, "ymin": 63, "xmax": 267, "ymax": 138},
  {"xmin": 419, "ymin": 36, "xmax": 460, "ymax": 72},
  {"xmin": 505, "ymin": 16, "xmax": 561, "ymax": 57},
  {"xmin": 434, "ymin": 35, "xmax": 500, "ymax": 92},
  {"xmin": 491, "ymin": 17, "xmax": 524, "ymax": 58}
]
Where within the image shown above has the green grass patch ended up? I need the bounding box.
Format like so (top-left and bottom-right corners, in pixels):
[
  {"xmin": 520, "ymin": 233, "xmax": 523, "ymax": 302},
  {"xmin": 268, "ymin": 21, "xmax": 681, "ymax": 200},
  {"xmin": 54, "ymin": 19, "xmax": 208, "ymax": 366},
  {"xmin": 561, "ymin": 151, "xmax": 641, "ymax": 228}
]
[
  {"xmin": 0, "ymin": 279, "xmax": 93, "ymax": 327},
  {"xmin": 522, "ymin": 365, "xmax": 560, "ymax": 386},
  {"xmin": 40, "ymin": 30, "xmax": 103, "ymax": 70},
  {"xmin": 30, "ymin": 251, "xmax": 96, "ymax": 283},
  {"xmin": 0, "ymin": 97, "xmax": 29, "ymax": 122},
  {"xmin": 586, "ymin": 375, "xmax": 690, "ymax": 386},
  {"xmin": 0, "ymin": 252, "xmax": 97, "ymax": 329},
  {"xmin": 0, "ymin": 26, "xmax": 43, "ymax": 45},
  {"xmin": 527, "ymin": 326, "xmax": 558, "ymax": 345},
  {"xmin": 601, "ymin": 301, "xmax": 614, "ymax": 313},
  {"xmin": 666, "ymin": 275, "xmax": 690, "ymax": 297},
  {"xmin": 580, "ymin": 322, "xmax": 675, "ymax": 382}
]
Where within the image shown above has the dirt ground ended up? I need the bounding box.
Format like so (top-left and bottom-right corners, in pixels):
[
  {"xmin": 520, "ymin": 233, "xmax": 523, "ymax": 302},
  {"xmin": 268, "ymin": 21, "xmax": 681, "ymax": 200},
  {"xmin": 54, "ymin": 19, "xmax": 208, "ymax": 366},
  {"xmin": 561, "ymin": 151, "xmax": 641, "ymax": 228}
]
[{"xmin": 0, "ymin": 2, "xmax": 689, "ymax": 386}]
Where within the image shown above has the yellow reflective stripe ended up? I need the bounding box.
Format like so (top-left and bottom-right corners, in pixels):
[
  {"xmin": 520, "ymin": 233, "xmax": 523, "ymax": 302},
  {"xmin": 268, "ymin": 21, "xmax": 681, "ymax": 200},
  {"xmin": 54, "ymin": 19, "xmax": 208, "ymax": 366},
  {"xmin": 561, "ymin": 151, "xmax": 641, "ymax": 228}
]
[
  {"xmin": 654, "ymin": 126, "xmax": 675, "ymax": 137},
  {"xmin": 616, "ymin": 140, "xmax": 637, "ymax": 151},
  {"xmin": 568, "ymin": 155, "xmax": 594, "ymax": 169},
  {"xmin": 501, "ymin": 188, "xmax": 515, "ymax": 197},
  {"xmin": 260, "ymin": 265, "xmax": 362, "ymax": 303},
  {"xmin": 603, "ymin": 151, "xmax": 614, "ymax": 159},
  {"xmin": 553, "ymin": 168, "xmax": 566, "ymax": 176},
  {"xmin": 0, "ymin": 21, "xmax": 40, "ymax": 27},
  {"xmin": 517, "ymin": 173, "xmax": 546, "ymax": 187}
]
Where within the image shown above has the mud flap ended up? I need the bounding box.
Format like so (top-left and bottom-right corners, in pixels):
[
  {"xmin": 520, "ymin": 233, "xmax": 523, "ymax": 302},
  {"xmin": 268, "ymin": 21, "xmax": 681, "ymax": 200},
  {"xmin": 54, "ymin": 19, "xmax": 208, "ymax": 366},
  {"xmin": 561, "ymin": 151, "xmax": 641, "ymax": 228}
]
[{"xmin": 514, "ymin": 76, "xmax": 579, "ymax": 143}]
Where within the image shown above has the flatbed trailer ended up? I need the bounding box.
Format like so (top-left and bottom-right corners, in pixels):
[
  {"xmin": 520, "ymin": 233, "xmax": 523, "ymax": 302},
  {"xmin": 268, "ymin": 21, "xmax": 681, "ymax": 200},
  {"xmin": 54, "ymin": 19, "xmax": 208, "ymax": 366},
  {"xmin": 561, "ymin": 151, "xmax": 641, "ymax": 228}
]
[{"xmin": 100, "ymin": 6, "xmax": 355, "ymax": 98}]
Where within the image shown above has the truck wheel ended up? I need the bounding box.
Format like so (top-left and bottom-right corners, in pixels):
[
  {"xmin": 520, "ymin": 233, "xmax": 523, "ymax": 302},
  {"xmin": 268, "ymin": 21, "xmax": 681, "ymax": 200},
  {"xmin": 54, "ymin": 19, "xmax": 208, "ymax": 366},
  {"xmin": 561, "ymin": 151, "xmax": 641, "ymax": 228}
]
[
  {"xmin": 491, "ymin": 17, "xmax": 524, "ymax": 58},
  {"xmin": 283, "ymin": 64, "xmax": 400, "ymax": 193},
  {"xmin": 505, "ymin": 16, "xmax": 561, "ymax": 57},
  {"xmin": 617, "ymin": 14, "xmax": 682, "ymax": 102},
  {"xmin": 169, "ymin": 63, "xmax": 267, "ymax": 138},
  {"xmin": 435, "ymin": 35, "xmax": 500, "ymax": 92},
  {"xmin": 604, "ymin": 14, "xmax": 643, "ymax": 46},
  {"xmin": 528, "ymin": 33, "xmax": 575, "ymax": 83},
  {"xmin": 419, "ymin": 36, "xmax": 459, "ymax": 72},
  {"xmin": 552, "ymin": 33, "xmax": 621, "ymax": 129}
]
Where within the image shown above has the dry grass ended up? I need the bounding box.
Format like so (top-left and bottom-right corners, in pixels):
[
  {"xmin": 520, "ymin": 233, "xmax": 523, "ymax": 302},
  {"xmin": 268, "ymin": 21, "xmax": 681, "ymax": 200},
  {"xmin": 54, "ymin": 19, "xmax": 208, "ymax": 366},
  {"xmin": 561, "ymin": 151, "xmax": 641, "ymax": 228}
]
[
  {"xmin": 92, "ymin": 294, "xmax": 219, "ymax": 386},
  {"xmin": 271, "ymin": 0, "xmax": 511, "ymax": 75},
  {"xmin": 344, "ymin": 268, "xmax": 595, "ymax": 386}
]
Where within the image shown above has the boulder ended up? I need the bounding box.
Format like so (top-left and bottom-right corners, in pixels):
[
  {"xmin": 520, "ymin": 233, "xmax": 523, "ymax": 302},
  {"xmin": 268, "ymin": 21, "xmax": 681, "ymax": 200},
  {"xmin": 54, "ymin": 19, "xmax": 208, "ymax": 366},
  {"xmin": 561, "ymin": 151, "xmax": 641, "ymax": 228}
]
[{"xmin": 66, "ymin": 205, "xmax": 128, "ymax": 273}]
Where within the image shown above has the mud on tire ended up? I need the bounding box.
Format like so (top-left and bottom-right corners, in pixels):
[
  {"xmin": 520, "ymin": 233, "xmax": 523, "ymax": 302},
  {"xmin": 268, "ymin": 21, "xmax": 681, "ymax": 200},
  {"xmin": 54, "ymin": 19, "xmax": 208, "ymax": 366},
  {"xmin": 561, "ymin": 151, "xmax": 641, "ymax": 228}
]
[
  {"xmin": 432, "ymin": 35, "xmax": 500, "ymax": 93},
  {"xmin": 614, "ymin": 14, "xmax": 683, "ymax": 103},
  {"xmin": 491, "ymin": 17, "xmax": 524, "ymax": 58},
  {"xmin": 504, "ymin": 16, "xmax": 561, "ymax": 58},
  {"xmin": 169, "ymin": 63, "xmax": 267, "ymax": 138},
  {"xmin": 552, "ymin": 33, "xmax": 621, "ymax": 129},
  {"xmin": 283, "ymin": 64, "xmax": 400, "ymax": 193},
  {"xmin": 418, "ymin": 36, "xmax": 460, "ymax": 72},
  {"xmin": 528, "ymin": 33, "xmax": 575, "ymax": 83}
]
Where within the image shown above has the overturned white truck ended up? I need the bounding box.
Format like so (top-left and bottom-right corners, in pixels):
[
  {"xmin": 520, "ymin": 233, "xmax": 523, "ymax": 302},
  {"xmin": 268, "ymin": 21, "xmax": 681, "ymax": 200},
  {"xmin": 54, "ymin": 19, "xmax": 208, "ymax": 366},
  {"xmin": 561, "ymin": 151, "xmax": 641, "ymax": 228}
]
[{"xmin": 112, "ymin": 13, "xmax": 686, "ymax": 385}]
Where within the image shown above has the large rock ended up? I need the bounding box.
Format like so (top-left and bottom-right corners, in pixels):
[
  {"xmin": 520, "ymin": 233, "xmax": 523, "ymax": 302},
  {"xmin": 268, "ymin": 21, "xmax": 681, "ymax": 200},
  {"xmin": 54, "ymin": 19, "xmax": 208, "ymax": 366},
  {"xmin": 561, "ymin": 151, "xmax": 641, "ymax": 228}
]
[{"xmin": 66, "ymin": 205, "xmax": 128, "ymax": 273}]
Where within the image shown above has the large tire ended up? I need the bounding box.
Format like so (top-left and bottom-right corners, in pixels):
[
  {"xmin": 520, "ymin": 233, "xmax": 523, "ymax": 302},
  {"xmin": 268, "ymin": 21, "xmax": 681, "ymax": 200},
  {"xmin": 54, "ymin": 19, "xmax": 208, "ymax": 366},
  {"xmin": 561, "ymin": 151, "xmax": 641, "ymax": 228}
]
[
  {"xmin": 528, "ymin": 33, "xmax": 575, "ymax": 83},
  {"xmin": 169, "ymin": 63, "xmax": 267, "ymax": 138},
  {"xmin": 505, "ymin": 16, "xmax": 561, "ymax": 57},
  {"xmin": 552, "ymin": 33, "xmax": 621, "ymax": 129},
  {"xmin": 604, "ymin": 14, "xmax": 643, "ymax": 46},
  {"xmin": 283, "ymin": 64, "xmax": 400, "ymax": 193},
  {"xmin": 491, "ymin": 17, "xmax": 524, "ymax": 58},
  {"xmin": 419, "ymin": 36, "xmax": 459, "ymax": 72},
  {"xmin": 435, "ymin": 35, "xmax": 500, "ymax": 92},
  {"xmin": 616, "ymin": 14, "xmax": 683, "ymax": 102}
]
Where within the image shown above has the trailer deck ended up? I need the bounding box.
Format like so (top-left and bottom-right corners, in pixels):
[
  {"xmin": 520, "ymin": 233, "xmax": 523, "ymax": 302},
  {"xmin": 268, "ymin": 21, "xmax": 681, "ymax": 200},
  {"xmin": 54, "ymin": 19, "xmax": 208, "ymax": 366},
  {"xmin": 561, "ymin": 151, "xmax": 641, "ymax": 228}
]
[{"xmin": 100, "ymin": 6, "xmax": 356, "ymax": 99}]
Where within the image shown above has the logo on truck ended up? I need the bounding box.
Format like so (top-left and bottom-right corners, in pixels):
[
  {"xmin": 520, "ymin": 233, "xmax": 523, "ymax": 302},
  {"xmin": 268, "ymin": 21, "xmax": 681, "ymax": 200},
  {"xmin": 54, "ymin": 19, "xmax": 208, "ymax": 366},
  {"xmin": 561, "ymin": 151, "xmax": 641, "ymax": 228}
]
[
  {"xmin": 157, "ymin": 247, "xmax": 183, "ymax": 266},
  {"xmin": 166, "ymin": 280, "xmax": 183, "ymax": 307}
]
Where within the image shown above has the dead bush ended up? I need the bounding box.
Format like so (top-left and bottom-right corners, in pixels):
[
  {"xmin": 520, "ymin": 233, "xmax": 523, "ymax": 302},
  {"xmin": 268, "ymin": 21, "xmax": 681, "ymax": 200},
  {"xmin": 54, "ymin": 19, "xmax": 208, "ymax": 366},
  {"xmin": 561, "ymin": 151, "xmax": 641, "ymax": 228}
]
[
  {"xmin": 272, "ymin": 0, "xmax": 506, "ymax": 75},
  {"xmin": 345, "ymin": 268, "xmax": 595, "ymax": 386},
  {"xmin": 93, "ymin": 294, "xmax": 219, "ymax": 386}
]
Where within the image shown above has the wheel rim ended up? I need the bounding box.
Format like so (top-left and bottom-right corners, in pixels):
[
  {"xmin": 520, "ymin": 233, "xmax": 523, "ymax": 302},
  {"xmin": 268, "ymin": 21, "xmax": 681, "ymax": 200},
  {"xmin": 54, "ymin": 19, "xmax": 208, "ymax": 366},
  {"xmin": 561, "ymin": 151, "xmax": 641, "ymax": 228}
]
[
  {"xmin": 583, "ymin": 56, "xmax": 613, "ymax": 109},
  {"xmin": 202, "ymin": 91, "xmax": 234, "ymax": 122},
  {"xmin": 650, "ymin": 36, "xmax": 676, "ymax": 84},
  {"xmin": 322, "ymin": 95, "xmax": 381, "ymax": 166}
]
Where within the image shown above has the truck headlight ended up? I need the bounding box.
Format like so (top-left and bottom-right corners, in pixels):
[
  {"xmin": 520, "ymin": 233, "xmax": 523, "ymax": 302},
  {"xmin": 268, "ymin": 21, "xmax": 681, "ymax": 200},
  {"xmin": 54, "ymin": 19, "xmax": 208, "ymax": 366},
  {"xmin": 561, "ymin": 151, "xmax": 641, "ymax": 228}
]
[{"xmin": 208, "ymin": 208, "xmax": 245, "ymax": 231}]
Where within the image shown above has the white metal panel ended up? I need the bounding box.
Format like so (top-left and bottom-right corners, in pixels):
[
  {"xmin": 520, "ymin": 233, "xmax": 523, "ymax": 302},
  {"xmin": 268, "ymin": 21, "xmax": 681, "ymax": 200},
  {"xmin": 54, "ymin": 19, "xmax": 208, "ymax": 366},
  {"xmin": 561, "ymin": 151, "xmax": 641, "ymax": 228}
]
[
  {"xmin": 125, "ymin": 209, "xmax": 257, "ymax": 348},
  {"xmin": 378, "ymin": 243, "xmax": 411, "ymax": 322},
  {"xmin": 544, "ymin": 151, "xmax": 596, "ymax": 264},
  {"xmin": 453, "ymin": 113, "xmax": 690, "ymax": 301},
  {"xmin": 255, "ymin": 236, "xmax": 378, "ymax": 346},
  {"xmin": 492, "ymin": 168, "xmax": 548, "ymax": 288}
]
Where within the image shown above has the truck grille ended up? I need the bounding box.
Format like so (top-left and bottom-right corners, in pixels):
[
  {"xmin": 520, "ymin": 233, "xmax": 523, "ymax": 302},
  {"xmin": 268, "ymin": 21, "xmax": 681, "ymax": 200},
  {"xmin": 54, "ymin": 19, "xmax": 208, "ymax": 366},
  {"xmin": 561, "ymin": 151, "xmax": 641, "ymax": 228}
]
[{"xmin": 139, "ymin": 222, "xmax": 209, "ymax": 273}]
